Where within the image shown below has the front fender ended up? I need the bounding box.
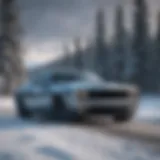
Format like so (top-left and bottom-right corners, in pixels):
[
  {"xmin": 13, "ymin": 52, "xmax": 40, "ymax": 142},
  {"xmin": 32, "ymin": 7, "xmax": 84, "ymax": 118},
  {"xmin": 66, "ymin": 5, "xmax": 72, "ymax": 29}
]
[{"xmin": 62, "ymin": 91, "xmax": 79, "ymax": 111}]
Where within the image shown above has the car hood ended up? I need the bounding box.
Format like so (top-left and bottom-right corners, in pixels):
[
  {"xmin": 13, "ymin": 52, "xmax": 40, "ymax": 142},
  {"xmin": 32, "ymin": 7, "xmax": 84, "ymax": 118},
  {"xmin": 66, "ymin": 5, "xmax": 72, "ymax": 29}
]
[{"xmin": 16, "ymin": 80, "xmax": 137, "ymax": 94}]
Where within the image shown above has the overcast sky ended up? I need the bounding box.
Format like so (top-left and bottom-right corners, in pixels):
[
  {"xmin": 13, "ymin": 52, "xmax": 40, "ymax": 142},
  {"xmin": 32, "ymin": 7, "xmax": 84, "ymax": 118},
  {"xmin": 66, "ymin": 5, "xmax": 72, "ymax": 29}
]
[{"xmin": 16, "ymin": 0, "xmax": 160, "ymax": 67}]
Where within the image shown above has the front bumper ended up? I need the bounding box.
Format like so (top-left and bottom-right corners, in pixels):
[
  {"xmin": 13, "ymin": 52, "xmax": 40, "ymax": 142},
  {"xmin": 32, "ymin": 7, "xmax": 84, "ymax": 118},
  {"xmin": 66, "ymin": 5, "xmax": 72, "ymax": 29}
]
[
  {"xmin": 79, "ymin": 98, "xmax": 136, "ymax": 107},
  {"xmin": 76, "ymin": 97, "xmax": 139, "ymax": 113}
]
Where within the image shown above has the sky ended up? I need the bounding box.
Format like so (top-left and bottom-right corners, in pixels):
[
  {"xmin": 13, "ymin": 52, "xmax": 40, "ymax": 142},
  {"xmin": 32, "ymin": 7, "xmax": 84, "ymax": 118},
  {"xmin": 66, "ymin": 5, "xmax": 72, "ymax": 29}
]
[{"xmin": 16, "ymin": 0, "xmax": 160, "ymax": 67}]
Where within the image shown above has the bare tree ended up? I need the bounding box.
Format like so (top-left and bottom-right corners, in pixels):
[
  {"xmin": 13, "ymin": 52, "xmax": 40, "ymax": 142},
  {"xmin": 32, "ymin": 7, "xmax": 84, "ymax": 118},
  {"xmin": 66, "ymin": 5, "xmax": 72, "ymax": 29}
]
[{"xmin": 0, "ymin": 0, "xmax": 25, "ymax": 94}]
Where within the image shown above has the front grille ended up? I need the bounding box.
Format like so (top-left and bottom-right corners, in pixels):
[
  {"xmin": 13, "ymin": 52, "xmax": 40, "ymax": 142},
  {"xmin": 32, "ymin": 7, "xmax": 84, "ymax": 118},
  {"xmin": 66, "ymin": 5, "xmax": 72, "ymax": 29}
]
[
  {"xmin": 88, "ymin": 90, "xmax": 128, "ymax": 99},
  {"xmin": 87, "ymin": 107, "xmax": 109, "ymax": 114},
  {"xmin": 86, "ymin": 107, "xmax": 126, "ymax": 114}
]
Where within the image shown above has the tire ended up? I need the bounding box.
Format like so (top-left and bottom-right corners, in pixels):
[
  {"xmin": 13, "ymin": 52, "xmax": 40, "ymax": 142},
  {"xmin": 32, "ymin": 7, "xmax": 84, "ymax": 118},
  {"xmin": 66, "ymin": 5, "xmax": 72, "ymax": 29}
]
[
  {"xmin": 15, "ymin": 95, "xmax": 32, "ymax": 119},
  {"xmin": 49, "ymin": 94, "xmax": 66, "ymax": 120},
  {"xmin": 114, "ymin": 107, "xmax": 134, "ymax": 123},
  {"xmin": 50, "ymin": 96, "xmax": 83, "ymax": 122},
  {"xmin": 69, "ymin": 111, "xmax": 86, "ymax": 123},
  {"xmin": 50, "ymin": 108, "xmax": 84, "ymax": 123}
]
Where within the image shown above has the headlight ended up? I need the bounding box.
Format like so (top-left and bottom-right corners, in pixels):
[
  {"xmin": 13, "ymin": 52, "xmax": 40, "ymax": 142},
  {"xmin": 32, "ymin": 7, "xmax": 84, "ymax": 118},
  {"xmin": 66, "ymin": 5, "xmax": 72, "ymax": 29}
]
[
  {"xmin": 129, "ymin": 86, "xmax": 139, "ymax": 96},
  {"xmin": 65, "ymin": 90, "xmax": 87, "ymax": 106},
  {"xmin": 65, "ymin": 92, "xmax": 77, "ymax": 105}
]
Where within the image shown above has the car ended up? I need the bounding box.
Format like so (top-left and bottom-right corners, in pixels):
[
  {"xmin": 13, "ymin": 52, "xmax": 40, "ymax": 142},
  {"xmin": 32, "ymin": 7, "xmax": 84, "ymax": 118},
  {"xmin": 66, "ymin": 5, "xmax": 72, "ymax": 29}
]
[{"xmin": 14, "ymin": 68, "xmax": 140, "ymax": 122}]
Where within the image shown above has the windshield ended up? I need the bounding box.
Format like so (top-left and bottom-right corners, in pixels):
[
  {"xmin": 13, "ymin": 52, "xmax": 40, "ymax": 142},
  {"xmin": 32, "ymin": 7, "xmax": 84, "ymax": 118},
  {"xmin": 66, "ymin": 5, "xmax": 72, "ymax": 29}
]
[
  {"xmin": 31, "ymin": 71, "xmax": 81, "ymax": 84},
  {"xmin": 31, "ymin": 71, "xmax": 103, "ymax": 84},
  {"xmin": 83, "ymin": 72, "xmax": 103, "ymax": 82},
  {"xmin": 31, "ymin": 72, "xmax": 51, "ymax": 85}
]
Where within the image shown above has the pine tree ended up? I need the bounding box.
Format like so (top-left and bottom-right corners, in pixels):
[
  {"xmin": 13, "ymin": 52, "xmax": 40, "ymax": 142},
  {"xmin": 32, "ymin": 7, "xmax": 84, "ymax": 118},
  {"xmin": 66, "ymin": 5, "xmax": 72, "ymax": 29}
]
[
  {"xmin": 0, "ymin": 0, "xmax": 25, "ymax": 93},
  {"xmin": 157, "ymin": 12, "xmax": 160, "ymax": 48},
  {"xmin": 63, "ymin": 44, "xmax": 71, "ymax": 67},
  {"xmin": 123, "ymin": 32, "xmax": 135, "ymax": 82},
  {"xmin": 155, "ymin": 12, "xmax": 160, "ymax": 92},
  {"xmin": 95, "ymin": 8, "xmax": 108, "ymax": 78},
  {"xmin": 113, "ymin": 5, "xmax": 126, "ymax": 82},
  {"xmin": 73, "ymin": 37, "xmax": 83, "ymax": 70},
  {"xmin": 84, "ymin": 40, "xmax": 95, "ymax": 71},
  {"xmin": 132, "ymin": 0, "xmax": 150, "ymax": 91}
]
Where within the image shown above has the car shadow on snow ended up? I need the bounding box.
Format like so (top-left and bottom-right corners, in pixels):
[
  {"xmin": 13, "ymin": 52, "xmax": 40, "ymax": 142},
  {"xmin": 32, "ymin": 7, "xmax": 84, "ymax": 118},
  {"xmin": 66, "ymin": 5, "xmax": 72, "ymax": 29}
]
[
  {"xmin": 0, "ymin": 116, "xmax": 61, "ymax": 130},
  {"xmin": 0, "ymin": 116, "xmax": 40, "ymax": 130},
  {"xmin": 0, "ymin": 151, "xmax": 25, "ymax": 160},
  {"xmin": 0, "ymin": 114, "xmax": 81, "ymax": 131}
]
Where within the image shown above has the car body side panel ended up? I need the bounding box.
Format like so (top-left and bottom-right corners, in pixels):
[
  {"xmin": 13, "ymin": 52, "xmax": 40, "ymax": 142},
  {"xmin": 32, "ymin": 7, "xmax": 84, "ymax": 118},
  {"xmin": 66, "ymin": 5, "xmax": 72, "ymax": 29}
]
[{"xmin": 14, "ymin": 70, "xmax": 139, "ymax": 116}]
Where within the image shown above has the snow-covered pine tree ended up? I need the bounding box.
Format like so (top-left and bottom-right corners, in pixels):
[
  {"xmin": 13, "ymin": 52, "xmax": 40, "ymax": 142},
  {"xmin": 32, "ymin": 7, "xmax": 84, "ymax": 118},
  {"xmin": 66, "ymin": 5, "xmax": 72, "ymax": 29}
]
[
  {"xmin": 132, "ymin": 0, "xmax": 150, "ymax": 91},
  {"xmin": 95, "ymin": 8, "xmax": 108, "ymax": 79},
  {"xmin": 113, "ymin": 5, "xmax": 127, "ymax": 82},
  {"xmin": 63, "ymin": 44, "xmax": 71, "ymax": 67},
  {"xmin": 154, "ymin": 12, "xmax": 160, "ymax": 92},
  {"xmin": 73, "ymin": 37, "xmax": 83, "ymax": 70}
]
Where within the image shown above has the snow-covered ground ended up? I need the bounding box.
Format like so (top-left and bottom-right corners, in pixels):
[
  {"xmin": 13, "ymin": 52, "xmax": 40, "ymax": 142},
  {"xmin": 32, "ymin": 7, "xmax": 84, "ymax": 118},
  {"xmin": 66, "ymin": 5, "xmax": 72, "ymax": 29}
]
[
  {"xmin": 0, "ymin": 123, "xmax": 159, "ymax": 160},
  {"xmin": 136, "ymin": 95, "xmax": 160, "ymax": 124},
  {"xmin": 0, "ymin": 95, "xmax": 160, "ymax": 160},
  {"xmin": 1, "ymin": 95, "xmax": 160, "ymax": 122}
]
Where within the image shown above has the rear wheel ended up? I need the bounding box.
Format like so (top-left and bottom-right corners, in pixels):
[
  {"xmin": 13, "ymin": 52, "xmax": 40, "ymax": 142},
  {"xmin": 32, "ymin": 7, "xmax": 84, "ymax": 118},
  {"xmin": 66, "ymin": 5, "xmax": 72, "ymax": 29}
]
[{"xmin": 15, "ymin": 95, "xmax": 32, "ymax": 119}]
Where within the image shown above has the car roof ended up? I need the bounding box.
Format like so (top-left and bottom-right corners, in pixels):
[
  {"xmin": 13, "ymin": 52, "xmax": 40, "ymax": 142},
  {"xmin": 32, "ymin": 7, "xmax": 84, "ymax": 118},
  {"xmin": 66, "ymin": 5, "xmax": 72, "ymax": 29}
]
[
  {"xmin": 38, "ymin": 67, "xmax": 95, "ymax": 75},
  {"xmin": 31, "ymin": 67, "xmax": 99, "ymax": 80},
  {"xmin": 50, "ymin": 67, "xmax": 81, "ymax": 74}
]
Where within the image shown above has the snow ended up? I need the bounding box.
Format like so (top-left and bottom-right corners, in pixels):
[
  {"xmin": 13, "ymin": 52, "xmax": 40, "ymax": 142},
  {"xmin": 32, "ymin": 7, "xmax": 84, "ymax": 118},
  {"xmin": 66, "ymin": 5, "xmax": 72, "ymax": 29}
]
[
  {"xmin": 135, "ymin": 95, "xmax": 160, "ymax": 123},
  {"xmin": 0, "ymin": 95, "xmax": 160, "ymax": 159},
  {"xmin": 0, "ymin": 96, "xmax": 15, "ymax": 113},
  {"xmin": 1, "ymin": 95, "xmax": 160, "ymax": 122},
  {"xmin": 0, "ymin": 122, "xmax": 159, "ymax": 160}
]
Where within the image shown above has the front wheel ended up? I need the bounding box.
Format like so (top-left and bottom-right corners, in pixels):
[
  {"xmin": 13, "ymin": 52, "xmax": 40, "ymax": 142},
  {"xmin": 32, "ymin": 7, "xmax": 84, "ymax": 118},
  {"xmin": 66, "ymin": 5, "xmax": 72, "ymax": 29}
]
[
  {"xmin": 114, "ymin": 107, "xmax": 134, "ymax": 123},
  {"xmin": 15, "ymin": 95, "xmax": 32, "ymax": 119}
]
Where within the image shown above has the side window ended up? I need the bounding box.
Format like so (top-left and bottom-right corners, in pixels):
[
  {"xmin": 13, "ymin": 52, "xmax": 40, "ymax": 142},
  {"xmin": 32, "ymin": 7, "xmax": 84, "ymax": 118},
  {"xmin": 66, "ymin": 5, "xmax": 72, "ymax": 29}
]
[
  {"xmin": 83, "ymin": 72, "xmax": 103, "ymax": 82},
  {"xmin": 50, "ymin": 74, "xmax": 55, "ymax": 82}
]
